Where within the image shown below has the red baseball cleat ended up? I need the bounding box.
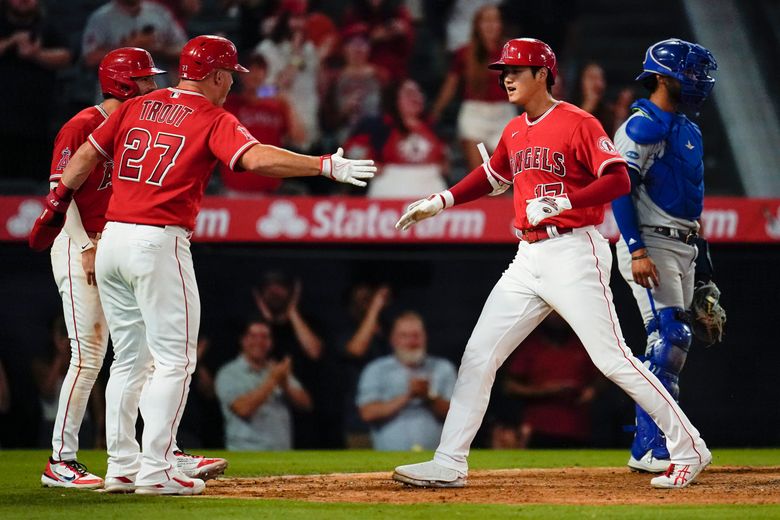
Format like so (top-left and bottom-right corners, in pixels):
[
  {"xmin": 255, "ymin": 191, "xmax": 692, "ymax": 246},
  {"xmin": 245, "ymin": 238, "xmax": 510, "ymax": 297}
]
[
  {"xmin": 41, "ymin": 458, "xmax": 104, "ymax": 489},
  {"xmin": 174, "ymin": 450, "xmax": 228, "ymax": 481}
]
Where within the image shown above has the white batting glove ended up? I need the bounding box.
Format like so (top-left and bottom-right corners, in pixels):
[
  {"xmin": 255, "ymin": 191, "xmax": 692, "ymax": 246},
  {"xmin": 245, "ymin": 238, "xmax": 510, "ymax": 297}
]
[
  {"xmin": 525, "ymin": 196, "xmax": 572, "ymax": 226},
  {"xmin": 320, "ymin": 147, "xmax": 376, "ymax": 187},
  {"xmin": 395, "ymin": 191, "xmax": 454, "ymax": 231}
]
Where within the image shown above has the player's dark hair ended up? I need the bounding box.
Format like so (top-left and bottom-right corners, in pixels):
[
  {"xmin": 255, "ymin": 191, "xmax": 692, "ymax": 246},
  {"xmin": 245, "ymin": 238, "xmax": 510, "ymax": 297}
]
[
  {"xmin": 530, "ymin": 66, "xmax": 554, "ymax": 93},
  {"xmin": 642, "ymin": 75, "xmax": 659, "ymax": 93},
  {"xmin": 102, "ymin": 93, "xmax": 117, "ymax": 101}
]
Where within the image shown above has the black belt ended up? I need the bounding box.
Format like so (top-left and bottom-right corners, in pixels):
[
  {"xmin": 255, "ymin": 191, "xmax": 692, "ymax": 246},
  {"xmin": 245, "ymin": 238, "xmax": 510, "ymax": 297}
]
[{"xmin": 650, "ymin": 226, "xmax": 698, "ymax": 245}]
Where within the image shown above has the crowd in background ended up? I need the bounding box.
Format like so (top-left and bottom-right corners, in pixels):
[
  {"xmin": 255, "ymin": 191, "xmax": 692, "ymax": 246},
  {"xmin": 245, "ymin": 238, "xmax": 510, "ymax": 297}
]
[
  {"xmin": 0, "ymin": 0, "xmax": 633, "ymax": 197},
  {"xmin": 11, "ymin": 270, "xmax": 605, "ymax": 452},
  {"xmin": 0, "ymin": 0, "xmax": 636, "ymax": 450}
]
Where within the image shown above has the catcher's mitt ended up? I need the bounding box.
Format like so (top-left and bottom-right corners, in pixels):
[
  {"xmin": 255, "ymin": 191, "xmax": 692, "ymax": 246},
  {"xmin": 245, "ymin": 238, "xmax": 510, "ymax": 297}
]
[{"xmin": 690, "ymin": 281, "xmax": 726, "ymax": 345}]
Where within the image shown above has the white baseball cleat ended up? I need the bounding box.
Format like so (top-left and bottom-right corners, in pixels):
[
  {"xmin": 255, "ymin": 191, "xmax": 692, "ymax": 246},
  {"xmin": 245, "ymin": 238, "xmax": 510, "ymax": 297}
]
[
  {"xmin": 650, "ymin": 457, "xmax": 712, "ymax": 489},
  {"xmin": 174, "ymin": 450, "xmax": 228, "ymax": 481},
  {"xmin": 134, "ymin": 473, "xmax": 205, "ymax": 496},
  {"xmin": 628, "ymin": 450, "xmax": 670, "ymax": 473},
  {"xmin": 393, "ymin": 460, "xmax": 466, "ymax": 488},
  {"xmin": 104, "ymin": 475, "xmax": 136, "ymax": 493},
  {"xmin": 41, "ymin": 458, "xmax": 104, "ymax": 490}
]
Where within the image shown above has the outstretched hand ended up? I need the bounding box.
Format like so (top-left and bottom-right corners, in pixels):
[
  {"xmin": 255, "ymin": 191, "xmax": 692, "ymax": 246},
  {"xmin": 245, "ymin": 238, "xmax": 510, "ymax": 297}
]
[{"xmin": 320, "ymin": 147, "xmax": 376, "ymax": 187}]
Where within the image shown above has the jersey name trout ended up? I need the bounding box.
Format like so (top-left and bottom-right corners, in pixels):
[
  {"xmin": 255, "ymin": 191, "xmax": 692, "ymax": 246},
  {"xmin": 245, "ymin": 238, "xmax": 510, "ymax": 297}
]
[{"xmin": 139, "ymin": 100, "xmax": 194, "ymax": 127}]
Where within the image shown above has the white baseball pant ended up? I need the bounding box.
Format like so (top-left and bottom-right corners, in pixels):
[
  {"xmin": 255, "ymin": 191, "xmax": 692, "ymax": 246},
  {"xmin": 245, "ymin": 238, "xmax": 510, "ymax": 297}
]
[
  {"xmin": 433, "ymin": 227, "xmax": 710, "ymax": 473},
  {"xmin": 49, "ymin": 231, "xmax": 108, "ymax": 461},
  {"xmin": 96, "ymin": 222, "xmax": 199, "ymax": 485}
]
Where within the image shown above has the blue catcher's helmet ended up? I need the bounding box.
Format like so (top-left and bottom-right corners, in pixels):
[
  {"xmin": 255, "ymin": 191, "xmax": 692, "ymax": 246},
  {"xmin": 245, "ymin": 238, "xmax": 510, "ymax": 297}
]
[{"xmin": 636, "ymin": 38, "xmax": 717, "ymax": 106}]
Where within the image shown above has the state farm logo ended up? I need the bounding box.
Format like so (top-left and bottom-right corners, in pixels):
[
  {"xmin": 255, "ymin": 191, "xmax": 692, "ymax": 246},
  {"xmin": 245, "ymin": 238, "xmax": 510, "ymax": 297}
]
[
  {"xmin": 257, "ymin": 201, "xmax": 308, "ymax": 238},
  {"xmin": 6, "ymin": 199, "xmax": 43, "ymax": 238},
  {"xmin": 255, "ymin": 200, "xmax": 486, "ymax": 240}
]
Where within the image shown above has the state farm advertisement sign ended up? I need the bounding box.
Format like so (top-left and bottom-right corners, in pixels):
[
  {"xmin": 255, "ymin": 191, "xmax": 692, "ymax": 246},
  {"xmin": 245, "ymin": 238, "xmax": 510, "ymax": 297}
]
[{"xmin": 3, "ymin": 195, "xmax": 780, "ymax": 244}]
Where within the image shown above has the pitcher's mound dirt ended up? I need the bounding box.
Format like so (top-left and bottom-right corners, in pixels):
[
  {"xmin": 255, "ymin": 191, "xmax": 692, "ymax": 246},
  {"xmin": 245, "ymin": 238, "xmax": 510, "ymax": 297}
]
[{"xmin": 205, "ymin": 466, "xmax": 780, "ymax": 505}]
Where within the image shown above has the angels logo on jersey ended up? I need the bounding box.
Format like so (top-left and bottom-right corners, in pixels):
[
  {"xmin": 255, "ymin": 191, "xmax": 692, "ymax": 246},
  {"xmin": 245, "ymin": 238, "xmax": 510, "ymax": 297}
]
[
  {"xmin": 55, "ymin": 147, "xmax": 71, "ymax": 171},
  {"xmin": 597, "ymin": 136, "xmax": 618, "ymax": 154},
  {"xmin": 236, "ymin": 124, "xmax": 254, "ymax": 141}
]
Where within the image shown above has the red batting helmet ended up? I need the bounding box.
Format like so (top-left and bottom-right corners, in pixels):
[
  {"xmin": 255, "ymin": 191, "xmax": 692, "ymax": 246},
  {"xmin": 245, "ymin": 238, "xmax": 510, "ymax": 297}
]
[
  {"xmin": 98, "ymin": 47, "xmax": 165, "ymax": 101},
  {"xmin": 179, "ymin": 35, "xmax": 249, "ymax": 81},
  {"xmin": 488, "ymin": 38, "xmax": 558, "ymax": 81}
]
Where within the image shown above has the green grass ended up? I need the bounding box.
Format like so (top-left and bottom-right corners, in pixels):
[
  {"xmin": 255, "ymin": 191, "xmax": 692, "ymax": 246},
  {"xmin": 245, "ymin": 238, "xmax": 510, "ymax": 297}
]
[{"xmin": 1, "ymin": 449, "xmax": 779, "ymax": 519}]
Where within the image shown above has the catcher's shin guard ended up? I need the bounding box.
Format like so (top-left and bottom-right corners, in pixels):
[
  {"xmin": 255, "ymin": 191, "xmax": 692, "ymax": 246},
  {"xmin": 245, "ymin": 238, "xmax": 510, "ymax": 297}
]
[{"xmin": 631, "ymin": 307, "xmax": 692, "ymax": 460}]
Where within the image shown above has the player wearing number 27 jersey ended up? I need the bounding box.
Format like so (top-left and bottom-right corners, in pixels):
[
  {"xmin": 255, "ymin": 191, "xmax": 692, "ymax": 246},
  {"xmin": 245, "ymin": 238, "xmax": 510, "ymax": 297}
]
[
  {"xmin": 30, "ymin": 35, "xmax": 375, "ymax": 496},
  {"xmin": 393, "ymin": 38, "xmax": 711, "ymax": 491},
  {"xmin": 89, "ymin": 87, "xmax": 254, "ymax": 230}
]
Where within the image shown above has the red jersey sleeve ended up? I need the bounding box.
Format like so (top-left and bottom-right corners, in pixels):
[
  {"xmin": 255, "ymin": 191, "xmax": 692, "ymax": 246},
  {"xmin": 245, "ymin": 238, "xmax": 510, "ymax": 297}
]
[
  {"xmin": 486, "ymin": 136, "xmax": 512, "ymax": 184},
  {"xmin": 570, "ymin": 116, "xmax": 626, "ymax": 178},
  {"xmin": 88, "ymin": 105, "xmax": 125, "ymax": 160},
  {"xmin": 50, "ymin": 126, "xmax": 87, "ymax": 181},
  {"xmin": 208, "ymin": 112, "xmax": 260, "ymax": 171}
]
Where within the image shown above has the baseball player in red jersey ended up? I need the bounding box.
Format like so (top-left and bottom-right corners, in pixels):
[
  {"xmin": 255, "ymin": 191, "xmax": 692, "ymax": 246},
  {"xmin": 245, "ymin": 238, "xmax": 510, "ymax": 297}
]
[
  {"xmin": 29, "ymin": 35, "xmax": 374, "ymax": 496},
  {"xmin": 392, "ymin": 38, "xmax": 711, "ymax": 489},
  {"xmin": 37, "ymin": 46, "xmax": 228, "ymax": 491},
  {"xmin": 37, "ymin": 47, "xmax": 164, "ymax": 490}
]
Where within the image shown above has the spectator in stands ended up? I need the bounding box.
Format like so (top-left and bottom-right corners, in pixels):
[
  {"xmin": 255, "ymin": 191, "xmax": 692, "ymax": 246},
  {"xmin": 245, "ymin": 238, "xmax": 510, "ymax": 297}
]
[
  {"xmin": 320, "ymin": 23, "xmax": 382, "ymax": 147},
  {"xmin": 337, "ymin": 282, "xmax": 391, "ymax": 447},
  {"xmin": 0, "ymin": 0, "xmax": 72, "ymax": 184},
  {"xmin": 573, "ymin": 61, "xmax": 635, "ymax": 136},
  {"xmin": 356, "ymin": 311, "xmax": 457, "ymax": 451},
  {"xmin": 343, "ymin": 0, "xmax": 413, "ymax": 81},
  {"xmin": 32, "ymin": 316, "xmax": 105, "ymax": 450},
  {"xmin": 215, "ymin": 319, "xmax": 312, "ymax": 451},
  {"xmin": 81, "ymin": 0, "xmax": 186, "ymax": 88},
  {"xmin": 254, "ymin": 0, "xmax": 321, "ymax": 151},
  {"xmin": 252, "ymin": 271, "xmax": 324, "ymax": 447},
  {"xmin": 149, "ymin": 0, "xmax": 201, "ymax": 31},
  {"xmin": 431, "ymin": 4, "xmax": 512, "ymax": 171},
  {"xmin": 346, "ymin": 79, "xmax": 448, "ymax": 199},
  {"xmin": 495, "ymin": 312, "xmax": 601, "ymax": 449},
  {"xmin": 220, "ymin": 52, "xmax": 306, "ymax": 195}
]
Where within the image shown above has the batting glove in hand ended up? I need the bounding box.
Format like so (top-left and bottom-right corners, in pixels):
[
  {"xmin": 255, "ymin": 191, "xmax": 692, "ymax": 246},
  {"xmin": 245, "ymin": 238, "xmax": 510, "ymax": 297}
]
[
  {"xmin": 29, "ymin": 183, "xmax": 74, "ymax": 252},
  {"xmin": 320, "ymin": 147, "xmax": 376, "ymax": 187},
  {"xmin": 395, "ymin": 191, "xmax": 452, "ymax": 231},
  {"xmin": 525, "ymin": 196, "xmax": 572, "ymax": 226}
]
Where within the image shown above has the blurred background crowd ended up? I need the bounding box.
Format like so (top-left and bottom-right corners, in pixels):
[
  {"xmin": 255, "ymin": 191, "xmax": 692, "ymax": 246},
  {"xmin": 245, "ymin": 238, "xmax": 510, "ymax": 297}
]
[
  {"xmin": 2, "ymin": 0, "xmax": 762, "ymax": 198},
  {"xmin": 0, "ymin": 0, "xmax": 778, "ymax": 452}
]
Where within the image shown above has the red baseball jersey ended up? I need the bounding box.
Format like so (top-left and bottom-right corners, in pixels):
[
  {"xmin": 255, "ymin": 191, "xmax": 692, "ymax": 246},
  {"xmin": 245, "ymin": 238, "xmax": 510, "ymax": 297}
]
[
  {"xmin": 485, "ymin": 101, "xmax": 625, "ymax": 231},
  {"xmin": 49, "ymin": 105, "xmax": 113, "ymax": 233},
  {"xmin": 89, "ymin": 87, "xmax": 260, "ymax": 229}
]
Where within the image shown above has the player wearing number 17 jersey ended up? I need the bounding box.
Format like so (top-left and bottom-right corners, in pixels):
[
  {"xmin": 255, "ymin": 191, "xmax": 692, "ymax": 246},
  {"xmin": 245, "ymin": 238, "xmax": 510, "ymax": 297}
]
[
  {"xmin": 29, "ymin": 35, "xmax": 375, "ymax": 496},
  {"xmin": 392, "ymin": 38, "xmax": 711, "ymax": 490}
]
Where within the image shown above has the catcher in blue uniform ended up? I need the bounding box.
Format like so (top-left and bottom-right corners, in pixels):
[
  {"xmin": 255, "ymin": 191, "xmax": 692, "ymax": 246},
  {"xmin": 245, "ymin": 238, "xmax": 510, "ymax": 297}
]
[{"xmin": 612, "ymin": 38, "xmax": 726, "ymax": 472}]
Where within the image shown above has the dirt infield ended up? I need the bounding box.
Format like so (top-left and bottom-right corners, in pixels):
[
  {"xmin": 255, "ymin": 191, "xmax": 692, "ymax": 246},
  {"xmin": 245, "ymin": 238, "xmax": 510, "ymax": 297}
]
[{"xmin": 205, "ymin": 466, "xmax": 780, "ymax": 505}]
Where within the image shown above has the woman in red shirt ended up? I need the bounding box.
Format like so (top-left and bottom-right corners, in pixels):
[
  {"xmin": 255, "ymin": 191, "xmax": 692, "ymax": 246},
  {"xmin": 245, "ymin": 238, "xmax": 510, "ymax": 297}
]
[{"xmin": 431, "ymin": 5, "xmax": 515, "ymax": 171}]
